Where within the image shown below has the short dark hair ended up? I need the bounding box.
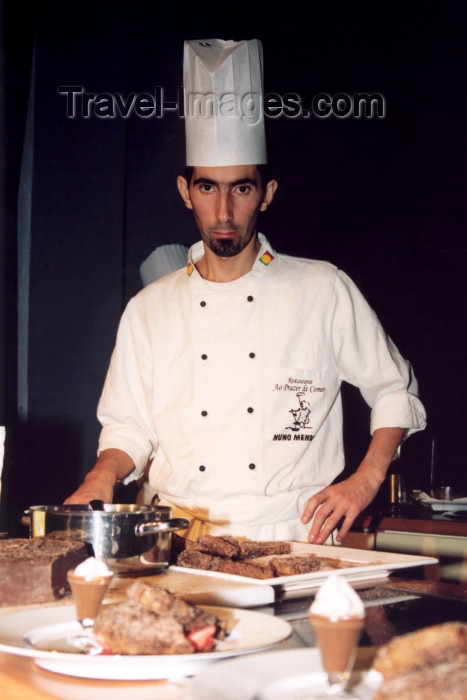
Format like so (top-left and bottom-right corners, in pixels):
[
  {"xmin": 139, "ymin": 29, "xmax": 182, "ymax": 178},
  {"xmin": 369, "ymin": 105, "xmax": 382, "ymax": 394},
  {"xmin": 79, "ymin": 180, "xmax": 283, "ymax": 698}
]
[
  {"xmin": 184, "ymin": 166, "xmax": 194, "ymax": 184},
  {"xmin": 183, "ymin": 164, "xmax": 275, "ymax": 190}
]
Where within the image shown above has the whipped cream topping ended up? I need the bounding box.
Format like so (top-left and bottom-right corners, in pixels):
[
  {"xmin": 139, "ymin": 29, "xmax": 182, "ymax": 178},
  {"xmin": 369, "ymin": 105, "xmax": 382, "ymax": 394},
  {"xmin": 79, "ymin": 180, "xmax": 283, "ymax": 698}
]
[
  {"xmin": 309, "ymin": 573, "xmax": 365, "ymax": 621},
  {"xmin": 73, "ymin": 557, "xmax": 112, "ymax": 581}
]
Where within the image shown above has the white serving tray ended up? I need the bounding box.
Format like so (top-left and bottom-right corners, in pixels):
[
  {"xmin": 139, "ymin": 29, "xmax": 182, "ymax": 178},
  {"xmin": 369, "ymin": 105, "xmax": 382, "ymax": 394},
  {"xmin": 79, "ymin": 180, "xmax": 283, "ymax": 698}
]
[{"xmin": 171, "ymin": 541, "xmax": 438, "ymax": 598}]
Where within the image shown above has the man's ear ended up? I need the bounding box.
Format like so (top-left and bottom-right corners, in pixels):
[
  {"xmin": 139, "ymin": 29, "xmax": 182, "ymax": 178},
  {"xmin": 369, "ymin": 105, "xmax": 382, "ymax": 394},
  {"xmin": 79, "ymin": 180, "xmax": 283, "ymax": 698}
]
[
  {"xmin": 260, "ymin": 179, "xmax": 278, "ymax": 212},
  {"xmin": 177, "ymin": 175, "xmax": 193, "ymax": 210}
]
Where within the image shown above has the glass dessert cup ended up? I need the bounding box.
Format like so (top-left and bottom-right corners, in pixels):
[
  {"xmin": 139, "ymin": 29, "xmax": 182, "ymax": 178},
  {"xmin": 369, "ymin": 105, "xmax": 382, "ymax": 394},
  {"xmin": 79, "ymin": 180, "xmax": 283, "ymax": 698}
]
[
  {"xmin": 309, "ymin": 613, "xmax": 364, "ymax": 698},
  {"xmin": 66, "ymin": 570, "xmax": 112, "ymax": 654}
]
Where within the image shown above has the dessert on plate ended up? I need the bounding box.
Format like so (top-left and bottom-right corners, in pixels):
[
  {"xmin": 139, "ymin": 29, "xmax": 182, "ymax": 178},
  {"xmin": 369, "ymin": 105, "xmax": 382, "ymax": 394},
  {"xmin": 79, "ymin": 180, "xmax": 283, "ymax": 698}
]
[
  {"xmin": 372, "ymin": 621, "xmax": 467, "ymax": 700},
  {"xmin": 67, "ymin": 557, "xmax": 113, "ymax": 628},
  {"xmin": 174, "ymin": 534, "xmax": 361, "ymax": 579},
  {"xmin": 308, "ymin": 573, "xmax": 366, "ymax": 696},
  {"xmin": 95, "ymin": 581, "xmax": 232, "ymax": 655}
]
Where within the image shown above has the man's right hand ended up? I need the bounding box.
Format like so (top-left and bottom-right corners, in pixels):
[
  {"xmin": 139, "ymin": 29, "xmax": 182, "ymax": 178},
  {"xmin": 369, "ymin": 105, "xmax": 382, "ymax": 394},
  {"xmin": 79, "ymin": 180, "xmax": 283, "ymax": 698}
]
[
  {"xmin": 63, "ymin": 448, "xmax": 135, "ymax": 505},
  {"xmin": 63, "ymin": 479, "xmax": 114, "ymax": 505}
]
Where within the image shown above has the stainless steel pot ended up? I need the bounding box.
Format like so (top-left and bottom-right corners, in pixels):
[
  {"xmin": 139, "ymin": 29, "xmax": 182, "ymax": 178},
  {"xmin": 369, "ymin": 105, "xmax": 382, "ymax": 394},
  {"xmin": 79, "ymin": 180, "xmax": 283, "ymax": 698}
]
[{"xmin": 24, "ymin": 504, "xmax": 189, "ymax": 574}]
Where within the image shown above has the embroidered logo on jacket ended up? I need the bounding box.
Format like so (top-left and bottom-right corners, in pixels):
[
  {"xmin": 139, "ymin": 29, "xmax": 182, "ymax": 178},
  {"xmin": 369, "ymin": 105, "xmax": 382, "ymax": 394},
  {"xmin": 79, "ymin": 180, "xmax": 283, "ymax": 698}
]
[
  {"xmin": 273, "ymin": 392, "xmax": 315, "ymax": 442},
  {"xmin": 287, "ymin": 392, "xmax": 312, "ymax": 431},
  {"xmin": 259, "ymin": 251, "xmax": 274, "ymax": 265},
  {"xmin": 271, "ymin": 379, "xmax": 325, "ymax": 442}
]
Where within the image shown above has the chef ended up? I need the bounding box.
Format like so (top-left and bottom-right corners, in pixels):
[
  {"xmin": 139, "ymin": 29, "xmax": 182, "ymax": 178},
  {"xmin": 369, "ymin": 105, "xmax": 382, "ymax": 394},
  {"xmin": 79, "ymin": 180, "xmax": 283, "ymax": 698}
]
[{"xmin": 65, "ymin": 39, "xmax": 426, "ymax": 544}]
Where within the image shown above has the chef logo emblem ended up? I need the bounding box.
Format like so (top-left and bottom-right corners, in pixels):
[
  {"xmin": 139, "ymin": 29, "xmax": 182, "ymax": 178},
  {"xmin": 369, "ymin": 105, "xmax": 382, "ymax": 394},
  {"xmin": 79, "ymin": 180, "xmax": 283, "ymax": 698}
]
[
  {"xmin": 272, "ymin": 378, "xmax": 324, "ymax": 441},
  {"xmin": 287, "ymin": 392, "xmax": 312, "ymax": 432}
]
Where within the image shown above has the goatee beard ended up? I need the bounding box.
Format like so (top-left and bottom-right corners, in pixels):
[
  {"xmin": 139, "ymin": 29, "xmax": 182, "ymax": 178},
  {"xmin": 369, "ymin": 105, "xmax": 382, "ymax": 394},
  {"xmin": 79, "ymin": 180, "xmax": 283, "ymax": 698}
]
[{"xmin": 209, "ymin": 236, "xmax": 242, "ymax": 258}]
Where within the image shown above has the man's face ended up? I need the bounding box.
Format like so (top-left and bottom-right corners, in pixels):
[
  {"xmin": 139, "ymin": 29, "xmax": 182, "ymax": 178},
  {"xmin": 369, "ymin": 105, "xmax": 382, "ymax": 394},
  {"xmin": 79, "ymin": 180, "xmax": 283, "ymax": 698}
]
[{"xmin": 177, "ymin": 165, "xmax": 277, "ymax": 258}]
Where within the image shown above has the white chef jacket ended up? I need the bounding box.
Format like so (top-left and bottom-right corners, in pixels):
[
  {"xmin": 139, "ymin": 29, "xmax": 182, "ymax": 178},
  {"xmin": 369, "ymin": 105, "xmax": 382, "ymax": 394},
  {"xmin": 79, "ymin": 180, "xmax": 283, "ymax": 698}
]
[{"xmin": 97, "ymin": 234, "xmax": 426, "ymax": 540}]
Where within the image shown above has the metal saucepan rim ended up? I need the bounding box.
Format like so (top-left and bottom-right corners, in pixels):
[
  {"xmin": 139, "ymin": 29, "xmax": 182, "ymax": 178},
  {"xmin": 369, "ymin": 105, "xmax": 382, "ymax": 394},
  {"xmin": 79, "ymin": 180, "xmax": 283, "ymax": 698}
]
[{"xmin": 26, "ymin": 504, "xmax": 171, "ymax": 515}]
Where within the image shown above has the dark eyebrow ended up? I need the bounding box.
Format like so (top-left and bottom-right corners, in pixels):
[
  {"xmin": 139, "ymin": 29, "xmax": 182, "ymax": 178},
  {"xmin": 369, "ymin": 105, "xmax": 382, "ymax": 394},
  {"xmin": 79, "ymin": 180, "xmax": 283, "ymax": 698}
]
[
  {"xmin": 231, "ymin": 178, "xmax": 259, "ymax": 187},
  {"xmin": 192, "ymin": 177, "xmax": 217, "ymax": 186},
  {"xmin": 192, "ymin": 177, "xmax": 259, "ymax": 188}
]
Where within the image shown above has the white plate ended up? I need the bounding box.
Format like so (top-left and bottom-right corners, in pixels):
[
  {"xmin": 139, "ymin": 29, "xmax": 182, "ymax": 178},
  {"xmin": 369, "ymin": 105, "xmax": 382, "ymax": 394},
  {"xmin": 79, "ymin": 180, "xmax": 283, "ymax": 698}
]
[
  {"xmin": 189, "ymin": 648, "xmax": 382, "ymax": 700},
  {"xmin": 420, "ymin": 500, "xmax": 467, "ymax": 512},
  {"xmin": 0, "ymin": 604, "xmax": 292, "ymax": 680},
  {"xmin": 171, "ymin": 541, "xmax": 438, "ymax": 596}
]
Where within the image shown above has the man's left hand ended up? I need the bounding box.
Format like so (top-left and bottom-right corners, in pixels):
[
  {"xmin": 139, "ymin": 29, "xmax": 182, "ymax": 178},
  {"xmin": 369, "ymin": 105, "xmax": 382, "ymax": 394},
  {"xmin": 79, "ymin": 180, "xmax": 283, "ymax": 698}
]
[
  {"xmin": 301, "ymin": 471, "xmax": 380, "ymax": 544},
  {"xmin": 301, "ymin": 426, "xmax": 407, "ymax": 544}
]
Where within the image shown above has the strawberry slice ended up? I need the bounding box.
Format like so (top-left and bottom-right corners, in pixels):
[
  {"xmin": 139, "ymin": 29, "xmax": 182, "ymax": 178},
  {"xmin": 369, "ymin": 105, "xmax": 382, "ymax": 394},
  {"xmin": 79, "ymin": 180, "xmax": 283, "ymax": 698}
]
[{"xmin": 187, "ymin": 625, "xmax": 217, "ymax": 652}]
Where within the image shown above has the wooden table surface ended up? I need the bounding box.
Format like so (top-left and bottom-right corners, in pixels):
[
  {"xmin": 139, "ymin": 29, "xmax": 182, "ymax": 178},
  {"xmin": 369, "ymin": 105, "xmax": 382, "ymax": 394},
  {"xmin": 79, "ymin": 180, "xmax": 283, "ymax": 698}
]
[{"xmin": 1, "ymin": 570, "xmax": 466, "ymax": 700}]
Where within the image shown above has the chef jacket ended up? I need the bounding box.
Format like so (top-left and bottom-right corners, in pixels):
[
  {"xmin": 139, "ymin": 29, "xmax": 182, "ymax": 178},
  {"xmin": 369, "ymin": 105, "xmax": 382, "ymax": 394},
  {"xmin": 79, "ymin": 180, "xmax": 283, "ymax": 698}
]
[{"xmin": 97, "ymin": 234, "xmax": 426, "ymax": 540}]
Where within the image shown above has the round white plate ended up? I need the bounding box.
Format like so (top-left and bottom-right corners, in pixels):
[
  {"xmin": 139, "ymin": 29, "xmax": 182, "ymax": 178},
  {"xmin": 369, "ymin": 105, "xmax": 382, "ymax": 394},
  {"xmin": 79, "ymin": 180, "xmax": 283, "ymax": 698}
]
[
  {"xmin": 0, "ymin": 604, "xmax": 292, "ymax": 680},
  {"xmin": 189, "ymin": 648, "xmax": 382, "ymax": 700}
]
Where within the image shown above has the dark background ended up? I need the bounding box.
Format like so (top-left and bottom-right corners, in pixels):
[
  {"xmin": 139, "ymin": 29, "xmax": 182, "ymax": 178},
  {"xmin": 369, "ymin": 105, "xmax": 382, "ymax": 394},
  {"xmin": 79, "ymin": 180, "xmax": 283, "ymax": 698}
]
[{"xmin": 0, "ymin": 1, "xmax": 465, "ymax": 533}]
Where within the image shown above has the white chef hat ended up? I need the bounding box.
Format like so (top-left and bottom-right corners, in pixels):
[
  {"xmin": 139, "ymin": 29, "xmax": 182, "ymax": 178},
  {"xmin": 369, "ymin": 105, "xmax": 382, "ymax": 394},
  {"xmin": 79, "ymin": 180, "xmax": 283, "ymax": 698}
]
[{"xmin": 183, "ymin": 38, "xmax": 267, "ymax": 166}]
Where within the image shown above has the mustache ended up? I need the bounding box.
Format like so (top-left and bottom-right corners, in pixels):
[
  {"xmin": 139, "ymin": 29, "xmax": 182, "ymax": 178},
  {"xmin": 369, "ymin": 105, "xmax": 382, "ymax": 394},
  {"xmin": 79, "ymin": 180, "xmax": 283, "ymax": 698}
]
[{"xmin": 208, "ymin": 223, "xmax": 240, "ymax": 233}]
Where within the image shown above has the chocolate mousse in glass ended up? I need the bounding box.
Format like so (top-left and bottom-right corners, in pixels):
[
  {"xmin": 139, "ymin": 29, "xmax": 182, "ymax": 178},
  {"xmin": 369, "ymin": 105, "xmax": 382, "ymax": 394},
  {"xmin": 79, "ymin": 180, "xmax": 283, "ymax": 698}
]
[
  {"xmin": 67, "ymin": 557, "xmax": 112, "ymax": 653},
  {"xmin": 308, "ymin": 574, "xmax": 365, "ymax": 697}
]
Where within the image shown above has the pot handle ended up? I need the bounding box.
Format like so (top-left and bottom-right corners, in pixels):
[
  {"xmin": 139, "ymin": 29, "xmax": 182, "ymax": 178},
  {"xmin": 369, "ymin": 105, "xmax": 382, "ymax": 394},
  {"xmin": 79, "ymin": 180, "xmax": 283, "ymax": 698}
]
[{"xmin": 135, "ymin": 517, "xmax": 190, "ymax": 537}]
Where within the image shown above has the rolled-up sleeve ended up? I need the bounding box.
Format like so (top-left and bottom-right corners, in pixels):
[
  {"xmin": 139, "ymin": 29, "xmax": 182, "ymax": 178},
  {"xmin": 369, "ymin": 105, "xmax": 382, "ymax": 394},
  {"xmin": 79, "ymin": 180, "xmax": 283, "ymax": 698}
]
[{"xmin": 331, "ymin": 270, "xmax": 427, "ymax": 436}]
